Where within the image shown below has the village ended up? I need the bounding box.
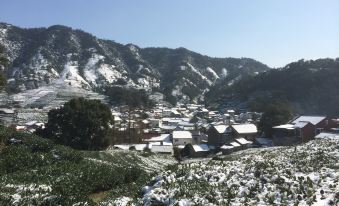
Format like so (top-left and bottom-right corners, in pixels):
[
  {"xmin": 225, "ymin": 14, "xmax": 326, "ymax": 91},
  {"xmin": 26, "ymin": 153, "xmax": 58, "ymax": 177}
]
[{"xmin": 3, "ymin": 102, "xmax": 339, "ymax": 159}]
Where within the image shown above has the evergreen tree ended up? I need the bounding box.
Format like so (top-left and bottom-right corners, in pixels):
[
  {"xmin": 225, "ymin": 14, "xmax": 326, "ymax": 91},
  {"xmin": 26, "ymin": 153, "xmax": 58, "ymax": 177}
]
[
  {"xmin": 259, "ymin": 102, "xmax": 293, "ymax": 138},
  {"xmin": 38, "ymin": 98, "xmax": 113, "ymax": 150},
  {"xmin": 0, "ymin": 44, "xmax": 8, "ymax": 90}
]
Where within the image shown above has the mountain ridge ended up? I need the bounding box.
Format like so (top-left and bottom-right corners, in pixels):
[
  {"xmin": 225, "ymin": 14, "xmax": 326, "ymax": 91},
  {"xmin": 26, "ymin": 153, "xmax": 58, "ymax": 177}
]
[{"xmin": 0, "ymin": 22, "xmax": 270, "ymax": 105}]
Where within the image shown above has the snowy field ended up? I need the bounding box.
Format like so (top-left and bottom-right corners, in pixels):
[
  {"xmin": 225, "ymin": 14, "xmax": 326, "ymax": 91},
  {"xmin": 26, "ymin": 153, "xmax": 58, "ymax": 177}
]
[{"xmin": 115, "ymin": 138, "xmax": 338, "ymax": 206}]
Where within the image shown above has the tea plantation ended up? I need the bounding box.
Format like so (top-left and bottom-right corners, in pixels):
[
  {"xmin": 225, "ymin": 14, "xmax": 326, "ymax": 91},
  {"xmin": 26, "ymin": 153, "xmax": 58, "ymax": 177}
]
[{"xmin": 0, "ymin": 126, "xmax": 175, "ymax": 205}]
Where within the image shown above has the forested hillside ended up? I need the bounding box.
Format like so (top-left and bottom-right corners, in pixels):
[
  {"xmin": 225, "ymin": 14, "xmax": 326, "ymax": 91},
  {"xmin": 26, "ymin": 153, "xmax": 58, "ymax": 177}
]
[{"xmin": 206, "ymin": 58, "xmax": 339, "ymax": 116}]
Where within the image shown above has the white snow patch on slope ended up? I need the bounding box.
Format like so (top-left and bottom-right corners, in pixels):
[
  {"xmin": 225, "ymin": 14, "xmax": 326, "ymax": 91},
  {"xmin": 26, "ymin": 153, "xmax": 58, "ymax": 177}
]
[
  {"xmin": 180, "ymin": 66, "xmax": 187, "ymax": 71},
  {"xmin": 57, "ymin": 61, "xmax": 90, "ymax": 88},
  {"xmin": 83, "ymin": 54, "xmax": 105, "ymax": 85},
  {"xmin": 206, "ymin": 67, "xmax": 219, "ymax": 79},
  {"xmin": 221, "ymin": 68, "xmax": 228, "ymax": 78},
  {"xmin": 187, "ymin": 63, "xmax": 212, "ymax": 85},
  {"xmin": 97, "ymin": 64, "xmax": 121, "ymax": 83}
]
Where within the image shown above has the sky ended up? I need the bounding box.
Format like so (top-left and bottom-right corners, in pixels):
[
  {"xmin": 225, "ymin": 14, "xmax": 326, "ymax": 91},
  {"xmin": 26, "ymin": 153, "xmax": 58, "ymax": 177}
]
[{"xmin": 1, "ymin": 0, "xmax": 338, "ymax": 67}]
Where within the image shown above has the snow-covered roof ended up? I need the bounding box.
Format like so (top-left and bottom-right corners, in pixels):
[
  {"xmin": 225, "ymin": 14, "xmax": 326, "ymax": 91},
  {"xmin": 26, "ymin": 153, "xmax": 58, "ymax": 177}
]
[
  {"xmin": 114, "ymin": 144, "xmax": 148, "ymax": 151},
  {"xmin": 145, "ymin": 134, "xmax": 171, "ymax": 142},
  {"xmin": 161, "ymin": 125, "xmax": 177, "ymax": 130},
  {"xmin": 315, "ymin": 132, "xmax": 339, "ymax": 140},
  {"xmin": 113, "ymin": 144, "xmax": 130, "ymax": 150},
  {"xmin": 273, "ymin": 124, "xmax": 295, "ymax": 129},
  {"xmin": 173, "ymin": 131, "xmax": 192, "ymax": 139},
  {"xmin": 235, "ymin": 138, "xmax": 252, "ymax": 145},
  {"xmin": 230, "ymin": 142, "xmax": 241, "ymax": 147},
  {"xmin": 294, "ymin": 121, "xmax": 310, "ymax": 128},
  {"xmin": 213, "ymin": 125, "xmax": 230, "ymax": 134},
  {"xmin": 192, "ymin": 144, "xmax": 210, "ymax": 152},
  {"xmin": 291, "ymin": 116, "xmax": 326, "ymax": 125},
  {"xmin": 231, "ymin": 124, "xmax": 257, "ymax": 134},
  {"xmin": 220, "ymin": 145, "xmax": 234, "ymax": 150},
  {"xmin": 151, "ymin": 145, "xmax": 173, "ymax": 153}
]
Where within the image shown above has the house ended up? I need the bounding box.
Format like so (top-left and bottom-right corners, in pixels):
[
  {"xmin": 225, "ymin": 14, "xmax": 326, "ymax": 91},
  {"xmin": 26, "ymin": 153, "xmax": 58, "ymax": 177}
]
[
  {"xmin": 272, "ymin": 123, "xmax": 311, "ymax": 146},
  {"xmin": 144, "ymin": 134, "xmax": 172, "ymax": 146},
  {"xmin": 220, "ymin": 145, "xmax": 235, "ymax": 155},
  {"xmin": 182, "ymin": 144, "xmax": 211, "ymax": 158},
  {"xmin": 207, "ymin": 125, "xmax": 233, "ymax": 147},
  {"xmin": 220, "ymin": 141, "xmax": 242, "ymax": 155},
  {"xmin": 234, "ymin": 137, "xmax": 253, "ymax": 149},
  {"xmin": 172, "ymin": 131, "xmax": 192, "ymax": 146},
  {"xmin": 272, "ymin": 116, "xmax": 336, "ymax": 145},
  {"xmin": 230, "ymin": 124, "xmax": 258, "ymax": 141},
  {"xmin": 291, "ymin": 116, "xmax": 336, "ymax": 134}
]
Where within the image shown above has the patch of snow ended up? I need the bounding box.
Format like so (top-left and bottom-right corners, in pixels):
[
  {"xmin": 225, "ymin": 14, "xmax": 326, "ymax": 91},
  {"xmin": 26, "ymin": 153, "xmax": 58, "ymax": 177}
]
[
  {"xmin": 206, "ymin": 67, "xmax": 219, "ymax": 79},
  {"xmin": 221, "ymin": 68, "xmax": 228, "ymax": 78},
  {"xmin": 187, "ymin": 63, "xmax": 212, "ymax": 86},
  {"xmin": 83, "ymin": 54, "xmax": 105, "ymax": 85},
  {"xmin": 57, "ymin": 60, "xmax": 90, "ymax": 89}
]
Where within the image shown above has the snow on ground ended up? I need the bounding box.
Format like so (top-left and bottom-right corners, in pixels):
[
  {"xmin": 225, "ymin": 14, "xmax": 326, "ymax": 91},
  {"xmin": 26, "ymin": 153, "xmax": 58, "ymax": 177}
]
[
  {"xmin": 83, "ymin": 54, "xmax": 105, "ymax": 85},
  {"xmin": 221, "ymin": 68, "xmax": 228, "ymax": 78},
  {"xmin": 206, "ymin": 67, "xmax": 219, "ymax": 79},
  {"xmin": 2, "ymin": 184, "xmax": 53, "ymax": 205},
  {"xmin": 97, "ymin": 64, "xmax": 122, "ymax": 84},
  {"xmin": 138, "ymin": 138, "xmax": 339, "ymax": 205},
  {"xmin": 186, "ymin": 63, "xmax": 213, "ymax": 86},
  {"xmin": 58, "ymin": 60, "xmax": 90, "ymax": 89},
  {"xmin": 171, "ymin": 85, "xmax": 183, "ymax": 97}
]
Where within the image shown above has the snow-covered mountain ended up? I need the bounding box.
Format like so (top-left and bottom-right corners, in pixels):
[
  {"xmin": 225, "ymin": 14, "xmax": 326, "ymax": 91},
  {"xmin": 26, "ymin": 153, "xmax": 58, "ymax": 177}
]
[{"xmin": 0, "ymin": 22, "xmax": 270, "ymax": 104}]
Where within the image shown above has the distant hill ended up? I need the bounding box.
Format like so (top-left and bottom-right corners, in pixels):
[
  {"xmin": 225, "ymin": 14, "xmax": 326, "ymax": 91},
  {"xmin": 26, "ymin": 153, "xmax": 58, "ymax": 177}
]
[
  {"xmin": 206, "ymin": 58, "xmax": 339, "ymax": 116},
  {"xmin": 0, "ymin": 22, "xmax": 270, "ymax": 105}
]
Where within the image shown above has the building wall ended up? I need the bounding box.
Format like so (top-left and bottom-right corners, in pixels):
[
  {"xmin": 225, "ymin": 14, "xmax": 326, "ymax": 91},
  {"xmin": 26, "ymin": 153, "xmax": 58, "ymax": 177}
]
[
  {"xmin": 207, "ymin": 127, "xmax": 232, "ymax": 147},
  {"xmin": 233, "ymin": 133, "xmax": 257, "ymax": 141},
  {"xmin": 300, "ymin": 123, "xmax": 315, "ymax": 142},
  {"xmin": 173, "ymin": 138, "xmax": 192, "ymax": 146},
  {"xmin": 316, "ymin": 118, "xmax": 336, "ymax": 133}
]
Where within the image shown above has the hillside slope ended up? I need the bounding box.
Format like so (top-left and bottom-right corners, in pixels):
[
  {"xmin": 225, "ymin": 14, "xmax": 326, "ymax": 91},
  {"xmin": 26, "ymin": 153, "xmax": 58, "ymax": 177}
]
[
  {"xmin": 138, "ymin": 137, "xmax": 339, "ymax": 205},
  {"xmin": 0, "ymin": 126, "xmax": 176, "ymax": 205},
  {"xmin": 206, "ymin": 58, "xmax": 339, "ymax": 115},
  {"xmin": 0, "ymin": 22, "xmax": 270, "ymax": 104}
]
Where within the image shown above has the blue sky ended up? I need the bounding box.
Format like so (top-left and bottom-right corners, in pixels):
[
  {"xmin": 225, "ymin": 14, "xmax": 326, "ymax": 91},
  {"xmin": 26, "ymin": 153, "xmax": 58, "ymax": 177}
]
[{"xmin": 1, "ymin": 0, "xmax": 338, "ymax": 67}]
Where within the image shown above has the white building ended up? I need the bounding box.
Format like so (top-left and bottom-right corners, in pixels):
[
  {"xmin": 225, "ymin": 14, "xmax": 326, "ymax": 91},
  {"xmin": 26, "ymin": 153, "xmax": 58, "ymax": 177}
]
[{"xmin": 172, "ymin": 131, "xmax": 192, "ymax": 146}]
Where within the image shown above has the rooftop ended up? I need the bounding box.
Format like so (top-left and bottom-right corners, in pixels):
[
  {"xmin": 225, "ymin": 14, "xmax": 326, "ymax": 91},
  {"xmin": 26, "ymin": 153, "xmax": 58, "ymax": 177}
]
[
  {"xmin": 231, "ymin": 124, "xmax": 257, "ymax": 134},
  {"xmin": 291, "ymin": 116, "xmax": 326, "ymax": 125},
  {"xmin": 213, "ymin": 125, "xmax": 230, "ymax": 134},
  {"xmin": 172, "ymin": 131, "xmax": 192, "ymax": 139},
  {"xmin": 192, "ymin": 144, "xmax": 210, "ymax": 152}
]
